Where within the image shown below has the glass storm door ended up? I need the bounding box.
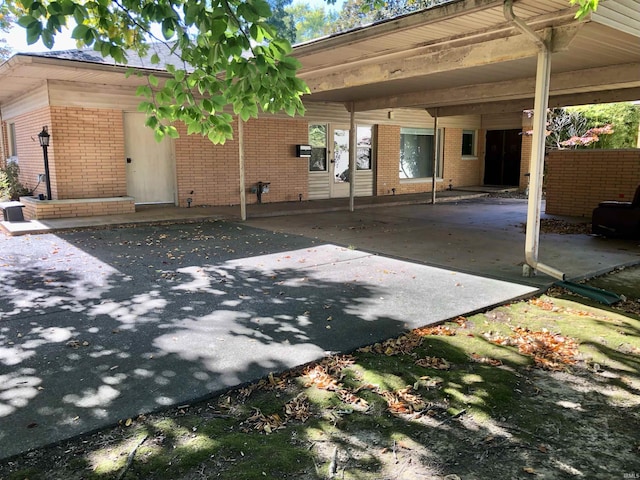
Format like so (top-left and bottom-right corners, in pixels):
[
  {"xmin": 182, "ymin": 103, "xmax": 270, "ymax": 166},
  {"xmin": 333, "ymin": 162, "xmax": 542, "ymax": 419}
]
[{"xmin": 331, "ymin": 127, "xmax": 350, "ymax": 198}]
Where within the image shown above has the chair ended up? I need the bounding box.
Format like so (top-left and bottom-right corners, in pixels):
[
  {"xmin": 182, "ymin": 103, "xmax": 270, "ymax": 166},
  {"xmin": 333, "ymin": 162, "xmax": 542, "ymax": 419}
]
[{"xmin": 592, "ymin": 185, "xmax": 640, "ymax": 238}]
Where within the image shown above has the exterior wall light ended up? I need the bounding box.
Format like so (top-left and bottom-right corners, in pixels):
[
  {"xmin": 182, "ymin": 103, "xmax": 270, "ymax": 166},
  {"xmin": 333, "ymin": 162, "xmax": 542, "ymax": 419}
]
[{"xmin": 37, "ymin": 126, "xmax": 52, "ymax": 200}]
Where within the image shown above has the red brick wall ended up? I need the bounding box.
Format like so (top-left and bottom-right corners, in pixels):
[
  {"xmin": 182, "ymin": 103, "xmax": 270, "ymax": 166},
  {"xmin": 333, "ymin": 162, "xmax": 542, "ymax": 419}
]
[
  {"xmin": 175, "ymin": 117, "xmax": 309, "ymax": 206},
  {"xmin": 545, "ymin": 149, "xmax": 640, "ymax": 217},
  {"xmin": 49, "ymin": 107, "xmax": 127, "ymax": 200}
]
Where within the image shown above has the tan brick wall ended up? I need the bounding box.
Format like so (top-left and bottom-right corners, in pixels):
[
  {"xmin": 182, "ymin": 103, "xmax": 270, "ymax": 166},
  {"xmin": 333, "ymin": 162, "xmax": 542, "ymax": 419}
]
[
  {"xmin": 20, "ymin": 196, "xmax": 135, "ymax": 220},
  {"xmin": 49, "ymin": 107, "xmax": 126, "ymax": 200},
  {"xmin": 376, "ymin": 124, "xmax": 401, "ymax": 195},
  {"xmin": 545, "ymin": 149, "xmax": 640, "ymax": 217},
  {"xmin": 175, "ymin": 117, "xmax": 308, "ymax": 206},
  {"xmin": 376, "ymin": 125, "xmax": 483, "ymax": 195},
  {"xmin": 520, "ymin": 127, "xmax": 533, "ymax": 190},
  {"xmin": 442, "ymin": 127, "xmax": 482, "ymax": 188},
  {"xmin": 3, "ymin": 107, "xmax": 53, "ymax": 197}
]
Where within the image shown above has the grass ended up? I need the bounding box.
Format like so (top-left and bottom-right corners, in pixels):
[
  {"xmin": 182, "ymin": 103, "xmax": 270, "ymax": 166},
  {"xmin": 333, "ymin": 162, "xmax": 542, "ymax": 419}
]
[{"xmin": 1, "ymin": 290, "xmax": 639, "ymax": 479}]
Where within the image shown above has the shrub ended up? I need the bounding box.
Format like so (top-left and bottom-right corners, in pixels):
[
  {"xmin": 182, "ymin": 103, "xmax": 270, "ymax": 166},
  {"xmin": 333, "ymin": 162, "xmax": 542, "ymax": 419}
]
[{"xmin": 0, "ymin": 162, "xmax": 30, "ymax": 201}]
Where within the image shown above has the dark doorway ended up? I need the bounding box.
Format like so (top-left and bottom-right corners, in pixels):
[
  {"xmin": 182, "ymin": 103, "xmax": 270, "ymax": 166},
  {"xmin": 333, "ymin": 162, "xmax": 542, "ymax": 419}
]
[{"xmin": 484, "ymin": 129, "xmax": 522, "ymax": 186}]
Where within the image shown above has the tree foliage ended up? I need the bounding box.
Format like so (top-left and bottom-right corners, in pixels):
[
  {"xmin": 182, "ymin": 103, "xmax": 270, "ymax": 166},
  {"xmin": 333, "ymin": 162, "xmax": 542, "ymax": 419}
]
[
  {"xmin": 0, "ymin": 4, "xmax": 13, "ymax": 60},
  {"xmin": 568, "ymin": 102, "xmax": 640, "ymax": 149},
  {"xmin": 285, "ymin": 3, "xmax": 338, "ymax": 43},
  {"xmin": 265, "ymin": 0, "xmax": 296, "ymax": 43},
  {"xmin": 7, "ymin": 0, "xmax": 309, "ymax": 144},
  {"xmin": 527, "ymin": 103, "xmax": 639, "ymax": 151}
]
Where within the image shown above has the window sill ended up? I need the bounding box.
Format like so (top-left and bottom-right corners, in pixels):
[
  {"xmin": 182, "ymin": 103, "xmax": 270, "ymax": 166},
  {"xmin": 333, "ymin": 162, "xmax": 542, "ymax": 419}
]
[
  {"xmin": 399, "ymin": 177, "xmax": 443, "ymax": 184},
  {"xmin": 461, "ymin": 155, "xmax": 478, "ymax": 160}
]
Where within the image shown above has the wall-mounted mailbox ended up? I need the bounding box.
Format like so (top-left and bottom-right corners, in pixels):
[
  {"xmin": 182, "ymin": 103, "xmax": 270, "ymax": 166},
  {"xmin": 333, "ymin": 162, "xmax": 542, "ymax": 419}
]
[{"xmin": 296, "ymin": 144, "xmax": 312, "ymax": 158}]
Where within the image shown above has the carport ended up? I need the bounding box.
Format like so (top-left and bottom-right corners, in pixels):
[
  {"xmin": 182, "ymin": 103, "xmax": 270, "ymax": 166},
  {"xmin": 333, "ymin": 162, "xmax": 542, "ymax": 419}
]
[{"xmin": 291, "ymin": 0, "xmax": 640, "ymax": 280}]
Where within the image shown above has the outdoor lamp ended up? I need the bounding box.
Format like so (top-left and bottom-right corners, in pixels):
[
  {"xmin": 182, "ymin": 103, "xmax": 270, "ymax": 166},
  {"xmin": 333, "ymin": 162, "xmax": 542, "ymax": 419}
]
[
  {"xmin": 38, "ymin": 126, "xmax": 50, "ymax": 147},
  {"xmin": 38, "ymin": 126, "xmax": 53, "ymax": 200}
]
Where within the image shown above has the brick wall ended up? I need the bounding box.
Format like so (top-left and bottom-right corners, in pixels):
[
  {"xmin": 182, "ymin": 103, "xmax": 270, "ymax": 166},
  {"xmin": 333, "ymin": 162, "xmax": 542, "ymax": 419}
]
[
  {"xmin": 175, "ymin": 117, "xmax": 309, "ymax": 206},
  {"xmin": 20, "ymin": 196, "xmax": 135, "ymax": 220},
  {"xmin": 442, "ymin": 127, "xmax": 482, "ymax": 188},
  {"xmin": 520, "ymin": 127, "xmax": 533, "ymax": 190},
  {"xmin": 376, "ymin": 124, "xmax": 401, "ymax": 195},
  {"xmin": 376, "ymin": 125, "xmax": 483, "ymax": 195},
  {"xmin": 50, "ymin": 107, "xmax": 126, "ymax": 200},
  {"xmin": 3, "ymin": 107, "xmax": 53, "ymax": 197},
  {"xmin": 545, "ymin": 149, "xmax": 640, "ymax": 217}
]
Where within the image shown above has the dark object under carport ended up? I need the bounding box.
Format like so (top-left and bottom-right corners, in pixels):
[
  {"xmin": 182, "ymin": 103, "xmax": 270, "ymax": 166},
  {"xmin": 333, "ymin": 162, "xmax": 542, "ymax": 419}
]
[
  {"xmin": 0, "ymin": 201, "xmax": 25, "ymax": 222},
  {"xmin": 592, "ymin": 185, "xmax": 640, "ymax": 238}
]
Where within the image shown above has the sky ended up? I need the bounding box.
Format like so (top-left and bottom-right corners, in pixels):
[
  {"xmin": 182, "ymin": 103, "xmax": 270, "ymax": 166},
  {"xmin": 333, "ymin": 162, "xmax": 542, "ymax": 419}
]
[{"xmin": 1, "ymin": 0, "xmax": 344, "ymax": 54}]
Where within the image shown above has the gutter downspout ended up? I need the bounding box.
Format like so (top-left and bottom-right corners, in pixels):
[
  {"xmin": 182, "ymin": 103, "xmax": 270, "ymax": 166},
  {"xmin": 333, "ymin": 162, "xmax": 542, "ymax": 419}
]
[
  {"xmin": 504, "ymin": 0, "xmax": 565, "ymax": 281},
  {"xmin": 431, "ymin": 109, "xmax": 438, "ymax": 205},
  {"xmin": 349, "ymin": 102, "xmax": 356, "ymax": 212}
]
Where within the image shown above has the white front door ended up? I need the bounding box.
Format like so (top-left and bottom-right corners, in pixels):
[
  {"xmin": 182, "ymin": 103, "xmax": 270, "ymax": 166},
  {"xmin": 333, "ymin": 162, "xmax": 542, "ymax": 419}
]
[
  {"xmin": 124, "ymin": 113, "xmax": 176, "ymax": 204},
  {"xmin": 331, "ymin": 127, "xmax": 350, "ymax": 198}
]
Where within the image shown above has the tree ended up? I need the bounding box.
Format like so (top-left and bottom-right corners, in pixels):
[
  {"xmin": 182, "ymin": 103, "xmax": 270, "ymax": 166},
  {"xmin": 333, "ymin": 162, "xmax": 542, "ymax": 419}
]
[
  {"xmin": 265, "ymin": 0, "xmax": 297, "ymax": 43},
  {"xmin": 568, "ymin": 102, "xmax": 640, "ymax": 149},
  {"xmin": 285, "ymin": 3, "xmax": 338, "ymax": 43},
  {"xmin": 0, "ymin": 4, "xmax": 13, "ymax": 60},
  {"xmin": 8, "ymin": 0, "xmax": 308, "ymax": 144}
]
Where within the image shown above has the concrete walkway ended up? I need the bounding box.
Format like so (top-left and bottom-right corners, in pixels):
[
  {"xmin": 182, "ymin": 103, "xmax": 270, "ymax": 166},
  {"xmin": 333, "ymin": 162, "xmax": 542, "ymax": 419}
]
[{"xmin": 1, "ymin": 194, "xmax": 638, "ymax": 459}]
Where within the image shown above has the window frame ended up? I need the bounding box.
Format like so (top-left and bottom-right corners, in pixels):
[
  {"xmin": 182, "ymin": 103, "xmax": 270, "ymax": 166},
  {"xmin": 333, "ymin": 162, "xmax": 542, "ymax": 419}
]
[
  {"xmin": 308, "ymin": 123, "xmax": 328, "ymax": 172},
  {"xmin": 7, "ymin": 122, "xmax": 18, "ymax": 158},
  {"xmin": 399, "ymin": 127, "xmax": 443, "ymax": 181},
  {"xmin": 461, "ymin": 129, "xmax": 477, "ymax": 158}
]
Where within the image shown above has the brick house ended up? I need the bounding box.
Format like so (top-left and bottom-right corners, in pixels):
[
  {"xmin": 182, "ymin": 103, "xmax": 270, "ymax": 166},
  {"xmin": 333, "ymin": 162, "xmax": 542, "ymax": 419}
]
[{"xmin": 0, "ymin": 0, "xmax": 638, "ymax": 220}]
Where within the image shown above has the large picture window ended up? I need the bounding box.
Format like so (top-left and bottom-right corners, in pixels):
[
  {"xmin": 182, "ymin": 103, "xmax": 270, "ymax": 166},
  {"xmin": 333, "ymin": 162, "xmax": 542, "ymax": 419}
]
[
  {"xmin": 309, "ymin": 124, "xmax": 328, "ymax": 172},
  {"xmin": 399, "ymin": 127, "xmax": 440, "ymax": 179}
]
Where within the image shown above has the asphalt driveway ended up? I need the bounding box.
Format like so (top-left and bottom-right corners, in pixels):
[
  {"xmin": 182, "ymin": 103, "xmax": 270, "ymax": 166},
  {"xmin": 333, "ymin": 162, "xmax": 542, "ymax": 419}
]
[{"xmin": 0, "ymin": 219, "xmax": 538, "ymax": 459}]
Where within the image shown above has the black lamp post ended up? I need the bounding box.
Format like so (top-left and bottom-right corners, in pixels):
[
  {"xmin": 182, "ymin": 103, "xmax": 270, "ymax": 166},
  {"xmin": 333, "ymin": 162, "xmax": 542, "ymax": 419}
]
[{"xmin": 38, "ymin": 126, "xmax": 52, "ymax": 200}]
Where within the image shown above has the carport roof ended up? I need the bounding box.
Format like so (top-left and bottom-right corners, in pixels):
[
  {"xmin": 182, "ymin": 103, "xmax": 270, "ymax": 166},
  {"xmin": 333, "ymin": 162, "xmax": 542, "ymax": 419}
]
[
  {"xmin": 294, "ymin": 0, "xmax": 640, "ymax": 114},
  {"xmin": 0, "ymin": 0, "xmax": 638, "ymax": 115}
]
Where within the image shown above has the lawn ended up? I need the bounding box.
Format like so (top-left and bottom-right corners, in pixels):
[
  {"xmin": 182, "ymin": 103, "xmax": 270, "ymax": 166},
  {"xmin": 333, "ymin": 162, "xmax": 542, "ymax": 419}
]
[{"xmin": 1, "ymin": 286, "xmax": 639, "ymax": 479}]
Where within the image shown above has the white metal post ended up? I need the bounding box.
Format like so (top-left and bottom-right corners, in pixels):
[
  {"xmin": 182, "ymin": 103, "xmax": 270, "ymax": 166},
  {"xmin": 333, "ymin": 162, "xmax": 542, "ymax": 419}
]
[
  {"xmin": 238, "ymin": 118, "xmax": 247, "ymax": 221},
  {"xmin": 349, "ymin": 103, "xmax": 356, "ymax": 212}
]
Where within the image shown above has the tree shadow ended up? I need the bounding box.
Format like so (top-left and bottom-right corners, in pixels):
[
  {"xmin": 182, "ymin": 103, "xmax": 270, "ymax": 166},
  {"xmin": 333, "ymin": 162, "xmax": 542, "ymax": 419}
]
[{"xmin": 0, "ymin": 221, "xmax": 411, "ymax": 460}]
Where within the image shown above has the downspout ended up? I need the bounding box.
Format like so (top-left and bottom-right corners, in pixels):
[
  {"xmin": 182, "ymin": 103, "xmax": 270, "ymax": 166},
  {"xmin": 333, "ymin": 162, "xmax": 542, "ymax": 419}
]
[
  {"xmin": 504, "ymin": 0, "xmax": 565, "ymax": 281},
  {"xmin": 431, "ymin": 109, "xmax": 438, "ymax": 205},
  {"xmin": 238, "ymin": 118, "xmax": 247, "ymax": 221}
]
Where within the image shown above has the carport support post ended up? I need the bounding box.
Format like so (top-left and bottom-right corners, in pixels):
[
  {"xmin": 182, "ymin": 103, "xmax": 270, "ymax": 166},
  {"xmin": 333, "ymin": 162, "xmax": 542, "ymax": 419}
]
[
  {"xmin": 238, "ymin": 118, "xmax": 247, "ymax": 221},
  {"xmin": 349, "ymin": 102, "xmax": 356, "ymax": 212},
  {"xmin": 431, "ymin": 109, "xmax": 438, "ymax": 205},
  {"xmin": 524, "ymin": 49, "xmax": 550, "ymax": 276}
]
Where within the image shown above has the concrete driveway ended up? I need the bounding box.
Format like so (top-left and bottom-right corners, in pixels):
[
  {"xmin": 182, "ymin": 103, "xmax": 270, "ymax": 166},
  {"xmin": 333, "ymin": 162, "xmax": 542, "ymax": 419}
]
[
  {"xmin": 246, "ymin": 197, "xmax": 640, "ymax": 286},
  {"xmin": 0, "ymin": 197, "xmax": 637, "ymax": 459}
]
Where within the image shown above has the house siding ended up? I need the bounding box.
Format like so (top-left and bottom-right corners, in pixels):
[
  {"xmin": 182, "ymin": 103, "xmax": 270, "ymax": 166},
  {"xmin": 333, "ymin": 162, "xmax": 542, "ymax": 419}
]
[{"xmin": 545, "ymin": 149, "xmax": 640, "ymax": 217}]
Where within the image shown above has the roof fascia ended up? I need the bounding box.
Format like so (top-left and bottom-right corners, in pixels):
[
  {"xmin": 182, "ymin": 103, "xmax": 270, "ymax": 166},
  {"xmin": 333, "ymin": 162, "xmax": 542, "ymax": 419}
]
[{"xmin": 293, "ymin": 0, "xmax": 504, "ymax": 56}]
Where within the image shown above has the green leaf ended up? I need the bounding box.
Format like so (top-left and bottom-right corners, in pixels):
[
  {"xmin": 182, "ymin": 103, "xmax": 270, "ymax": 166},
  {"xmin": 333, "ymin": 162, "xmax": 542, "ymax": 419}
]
[
  {"xmin": 161, "ymin": 18, "xmax": 175, "ymax": 40},
  {"xmin": 17, "ymin": 15, "xmax": 37, "ymax": 28},
  {"xmin": 148, "ymin": 74, "xmax": 159, "ymax": 87},
  {"xmin": 71, "ymin": 24, "xmax": 90, "ymax": 40},
  {"xmin": 26, "ymin": 22, "xmax": 42, "ymax": 45},
  {"xmin": 150, "ymin": 53, "xmax": 160, "ymax": 64},
  {"xmin": 154, "ymin": 128, "xmax": 165, "ymax": 143}
]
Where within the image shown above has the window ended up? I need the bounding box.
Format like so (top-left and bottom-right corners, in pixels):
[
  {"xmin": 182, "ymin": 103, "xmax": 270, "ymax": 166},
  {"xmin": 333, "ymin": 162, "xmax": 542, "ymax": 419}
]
[
  {"xmin": 399, "ymin": 127, "xmax": 440, "ymax": 179},
  {"xmin": 8, "ymin": 123, "xmax": 17, "ymax": 158},
  {"xmin": 462, "ymin": 130, "xmax": 476, "ymax": 157},
  {"xmin": 356, "ymin": 125, "xmax": 372, "ymax": 170},
  {"xmin": 309, "ymin": 124, "xmax": 327, "ymax": 171}
]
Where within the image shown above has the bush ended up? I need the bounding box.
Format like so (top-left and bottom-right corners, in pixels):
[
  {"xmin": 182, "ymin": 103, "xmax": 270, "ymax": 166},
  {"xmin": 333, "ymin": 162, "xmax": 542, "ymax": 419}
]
[{"xmin": 0, "ymin": 162, "xmax": 30, "ymax": 201}]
